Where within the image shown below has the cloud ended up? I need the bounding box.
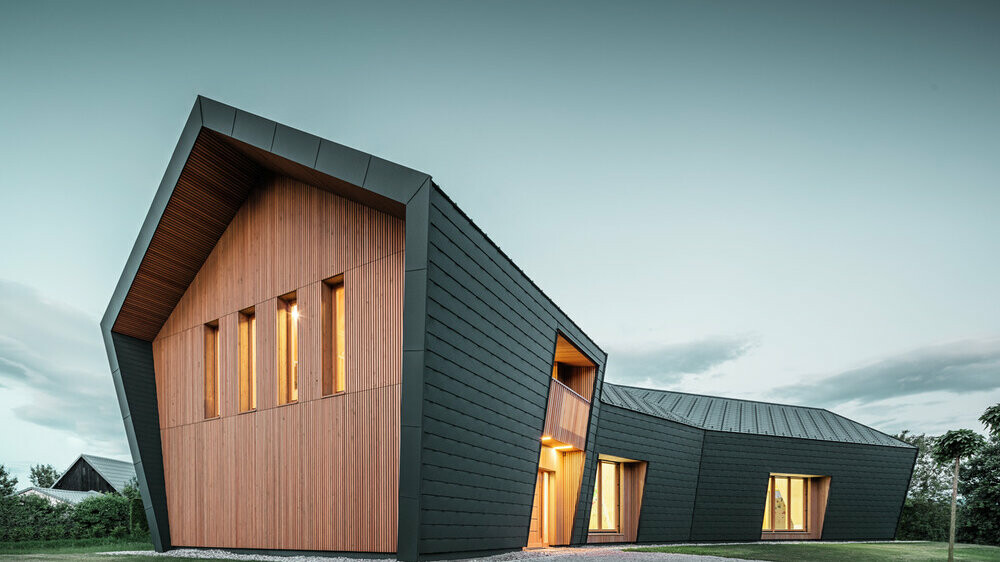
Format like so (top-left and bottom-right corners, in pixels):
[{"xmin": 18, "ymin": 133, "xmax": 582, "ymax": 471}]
[
  {"xmin": 776, "ymin": 338, "xmax": 1000, "ymax": 408},
  {"xmin": 606, "ymin": 334, "xmax": 757, "ymax": 386},
  {"xmin": 0, "ymin": 279, "xmax": 125, "ymax": 450}
]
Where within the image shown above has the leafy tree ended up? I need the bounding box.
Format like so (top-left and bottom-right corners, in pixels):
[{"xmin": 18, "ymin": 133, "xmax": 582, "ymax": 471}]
[
  {"xmin": 0, "ymin": 464, "xmax": 17, "ymax": 496},
  {"xmin": 981, "ymin": 404, "xmax": 1000, "ymax": 439},
  {"xmin": 959, "ymin": 439, "xmax": 1000, "ymax": 546},
  {"xmin": 894, "ymin": 431, "xmax": 952, "ymax": 540},
  {"xmin": 956, "ymin": 403, "xmax": 1000, "ymax": 546},
  {"xmin": 896, "ymin": 431, "xmax": 951, "ymax": 501},
  {"xmin": 29, "ymin": 464, "xmax": 60, "ymax": 488},
  {"xmin": 934, "ymin": 429, "xmax": 986, "ymax": 562}
]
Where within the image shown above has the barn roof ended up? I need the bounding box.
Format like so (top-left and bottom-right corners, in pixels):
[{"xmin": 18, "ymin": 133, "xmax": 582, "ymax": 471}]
[
  {"xmin": 602, "ymin": 383, "xmax": 912, "ymax": 448},
  {"xmin": 16, "ymin": 487, "xmax": 102, "ymax": 505},
  {"xmin": 52, "ymin": 454, "xmax": 136, "ymax": 494}
]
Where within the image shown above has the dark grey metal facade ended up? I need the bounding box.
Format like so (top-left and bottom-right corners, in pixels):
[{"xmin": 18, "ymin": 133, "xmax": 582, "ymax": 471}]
[
  {"xmin": 592, "ymin": 401, "xmax": 916, "ymax": 544},
  {"xmin": 397, "ymin": 186, "xmax": 606, "ymax": 559},
  {"xmin": 594, "ymin": 404, "xmax": 705, "ymax": 542}
]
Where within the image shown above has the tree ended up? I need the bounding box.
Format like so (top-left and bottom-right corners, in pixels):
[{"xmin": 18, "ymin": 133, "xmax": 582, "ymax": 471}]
[
  {"xmin": 934, "ymin": 429, "xmax": 986, "ymax": 562},
  {"xmin": 0, "ymin": 465, "xmax": 17, "ymax": 496},
  {"xmin": 894, "ymin": 431, "xmax": 952, "ymax": 540},
  {"xmin": 957, "ymin": 403, "xmax": 1000, "ymax": 546},
  {"xmin": 981, "ymin": 404, "xmax": 1000, "ymax": 439},
  {"xmin": 29, "ymin": 464, "xmax": 60, "ymax": 488},
  {"xmin": 959, "ymin": 438, "xmax": 1000, "ymax": 545},
  {"xmin": 896, "ymin": 431, "xmax": 951, "ymax": 501}
]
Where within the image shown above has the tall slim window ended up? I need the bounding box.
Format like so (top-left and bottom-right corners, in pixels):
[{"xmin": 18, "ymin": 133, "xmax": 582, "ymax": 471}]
[
  {"xmin": 763, "ymin": 475, "xmax": 809, "ymax": 531},
  {"xmin": 203, "ymin": 321, "xmax": 219, "ymax": 419},
  {"xmin": 322, "ymin": 278, "xmax": 346, "ymax": 396},
  {"xmin": 589, "ymin": 460, "xmax": 619, "ymax": 532},
  {"xmin": 278, "ymin": 294, "xmax": 298, "ymax": 405},
  {"xmin": 239, "ymin": 308, "xmax": 256, "ymax": 412}
]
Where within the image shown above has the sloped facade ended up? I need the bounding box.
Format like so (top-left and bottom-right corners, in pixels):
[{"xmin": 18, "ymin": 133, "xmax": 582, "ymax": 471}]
[{"xmin": 103, "ymin": 97, "xmax": 914, "ymax": 560}]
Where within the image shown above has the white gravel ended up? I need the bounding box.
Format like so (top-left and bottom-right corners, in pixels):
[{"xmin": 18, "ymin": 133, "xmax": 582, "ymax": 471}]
[
  {"xmin": 103, "ymin": 545, "xmax": 755, "ymax": 562},
  {"xmin": 103, "ymin": 541, "xmax": 914, "ymax": 562}
]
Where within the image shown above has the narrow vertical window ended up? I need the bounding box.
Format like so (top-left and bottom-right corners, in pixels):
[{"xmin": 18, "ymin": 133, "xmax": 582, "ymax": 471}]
[
  {"xmin": 238, "ymin": 308, "xmax": 256, "ymax": 412},
  {"xmin": 204, "ymin": 321, "xmax": 219, "ymax": 419},
  {"xmin": 278, "ymin": 293, "xmax": 298, "ymax": 405},
  {"xmin": 589, "ymin": 460, "xmax": 619, "ymax": 532},
  {"xmin": 322, "ymin": 277, "xmax": 346, "ymax": 396}
]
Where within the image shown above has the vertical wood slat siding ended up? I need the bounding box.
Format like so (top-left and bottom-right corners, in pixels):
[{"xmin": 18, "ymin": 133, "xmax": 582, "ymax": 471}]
[
  {"xmin": 542, "ymin": 379, "xmax": 590, "ymax": 450},
  {"xmin": 154, "ymin": 174, "xmax": 404, "ymax": 552}
]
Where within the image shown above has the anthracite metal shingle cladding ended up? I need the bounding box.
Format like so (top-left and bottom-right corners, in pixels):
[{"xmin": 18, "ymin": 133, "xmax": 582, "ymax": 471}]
[{"xmin": 602, "ymin": 383, "xmax": 910, "ymax": 448}]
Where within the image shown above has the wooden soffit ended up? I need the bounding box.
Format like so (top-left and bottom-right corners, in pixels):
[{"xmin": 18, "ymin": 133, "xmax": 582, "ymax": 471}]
[{"xmin": 106, "ymin": 96, "xmax": 430, "ymax": 342}]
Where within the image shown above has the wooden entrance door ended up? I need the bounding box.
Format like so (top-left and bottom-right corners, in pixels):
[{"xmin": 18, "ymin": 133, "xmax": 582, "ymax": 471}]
[{"xmin": 527, "ymin": 470, "xmax": 553, "ymax": 547}]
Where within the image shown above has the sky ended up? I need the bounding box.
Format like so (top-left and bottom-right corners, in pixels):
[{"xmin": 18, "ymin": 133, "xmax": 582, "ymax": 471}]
[{"xmin": 1, "ymin": 0, "xmax": 999, "ymax": 486}]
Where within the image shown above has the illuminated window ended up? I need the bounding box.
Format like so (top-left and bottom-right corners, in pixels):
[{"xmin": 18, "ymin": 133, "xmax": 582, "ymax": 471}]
[
  {"xmin": 762, "ymin": 475, "xmax": 809, "ymax": 532},
  {"xmin": 322, "ymin": 278, "xmax": 346, "ymax": 396},
  {"xmin": 589, "ymin": 460, "xmax": 619, "ymax": 532},
  {"xmin": 239, "ymin": 308, "xmax": 256, "ymax": 412},
  {"xmin": 203, "ymin": 321, "xmax": 219, "ymax": 419},
  {"xmin": 278, "ymin": 294, "xmax": 298, "ymax": 405}
]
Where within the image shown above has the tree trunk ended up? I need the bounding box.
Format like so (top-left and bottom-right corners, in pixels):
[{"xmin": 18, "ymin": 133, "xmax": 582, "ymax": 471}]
[{"xmin": 949, "ymin": 456, "xmax": 959, "ymax": 562}]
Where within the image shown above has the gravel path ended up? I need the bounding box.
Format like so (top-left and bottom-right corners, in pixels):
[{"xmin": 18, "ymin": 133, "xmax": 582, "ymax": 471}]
[{"xmin": 104, "ymin": 545, "xmax": 758, "ymax": 562}]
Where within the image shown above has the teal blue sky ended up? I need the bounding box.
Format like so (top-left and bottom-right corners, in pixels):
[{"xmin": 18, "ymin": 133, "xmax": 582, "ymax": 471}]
[{"xmin": 1, "ymin": 1, "xmax": 999, "ymax": 483}]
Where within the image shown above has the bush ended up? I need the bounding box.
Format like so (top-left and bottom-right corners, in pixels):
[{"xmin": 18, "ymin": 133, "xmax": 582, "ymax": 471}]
[
  {"xmin": 897, "ymin": 497, "xmax": 951, "ymax": 541},
  {"xmin": 72, "ymin": 494, "xmax": 129, "ymax": 538},
  {"xmin": 0, "ymin": 491, "xmax": 149, "ymax": 543}
]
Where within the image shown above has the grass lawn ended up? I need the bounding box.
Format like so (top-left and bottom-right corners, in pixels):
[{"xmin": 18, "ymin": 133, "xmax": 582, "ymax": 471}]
[
  {"xmin": 626, "ymin": 541, "xmax": 1000, "ymax": 561},
  {"xmin": 0, "ymin": 536, "xmax": 215, "ymax": 561}
]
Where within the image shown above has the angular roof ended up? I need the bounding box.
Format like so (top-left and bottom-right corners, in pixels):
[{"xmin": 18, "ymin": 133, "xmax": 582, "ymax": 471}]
[
  {"xmin": 53, "ymin": 454, "xmax": 136, "ymax": 494},
  {"xmin": 602, "ymin": 383, "xmax": 911, "ymax": 448},
  {"xmin": 16, "ymin": 487, "xmax": 102, "ymax": 505}
]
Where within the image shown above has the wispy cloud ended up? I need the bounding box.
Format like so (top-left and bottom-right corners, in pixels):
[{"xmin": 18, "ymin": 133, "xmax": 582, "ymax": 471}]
[
  {"xmin": 776, "ymin": 338, "xmax": 1000, "ymax": 408},
  {"xmin": 606, "ymin": 334, "xmax": 757, "ymax": 386},
  {"xmin": 0, "ymin": 280, "xmax": 125, "ymax": 450}
]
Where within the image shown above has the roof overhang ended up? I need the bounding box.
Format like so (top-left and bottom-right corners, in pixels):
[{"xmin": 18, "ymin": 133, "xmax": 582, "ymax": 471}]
[{"xmin": 101, "ymin": 96, "xmax": 430, "ymax": 345}]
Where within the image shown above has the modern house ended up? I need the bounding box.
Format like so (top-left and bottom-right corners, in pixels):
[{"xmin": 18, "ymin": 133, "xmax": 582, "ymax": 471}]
[
  {"xmin": 52, "ymin": 454, "xmax": 137, "ymax": 495},
  {"xmin": 102, "ymin": 97, "xmax": 916, "ymax": 559}
]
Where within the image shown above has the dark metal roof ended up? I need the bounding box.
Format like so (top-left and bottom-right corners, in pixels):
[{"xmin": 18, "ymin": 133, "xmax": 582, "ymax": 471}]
[{"xmin": 601, "ymin": 383, "xmax": 912, "ymax": 448}]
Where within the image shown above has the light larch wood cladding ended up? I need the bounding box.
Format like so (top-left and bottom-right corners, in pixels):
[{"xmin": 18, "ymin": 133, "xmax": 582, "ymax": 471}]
[
  {"xmin": 153, "ymin": 174, "xmax": 404, "ymax": 552},
  {"xmin": 543, "ymin": 379, "xmax": 591, "ymax": 451}
]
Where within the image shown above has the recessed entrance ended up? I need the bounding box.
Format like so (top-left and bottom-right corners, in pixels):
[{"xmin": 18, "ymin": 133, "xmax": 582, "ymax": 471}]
[
  {"xmin": 528, "ymin": 334, "xmax": 597, "ymax": 548},
  {"xmin": 528, "ymin": 469, "xmax": 554, "ymax": 547}
]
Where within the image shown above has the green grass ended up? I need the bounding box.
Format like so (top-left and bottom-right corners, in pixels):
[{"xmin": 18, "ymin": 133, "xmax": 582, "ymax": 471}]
[
  {"xmin": 0, "ymin": 536, "xmax": 153, "ymax": 555},
  {"xmin": 0, "ymin": 537, "xmax": 219, "ymax": 561},
  {"xmin": 626, "ymin": 541, "xmax": 1000, "ymax": 561}
]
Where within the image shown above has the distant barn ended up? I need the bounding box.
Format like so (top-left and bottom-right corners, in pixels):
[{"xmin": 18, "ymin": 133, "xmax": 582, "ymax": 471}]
[
  {"xmin": 14, "ymin": 487, "xmax": 100, "ymax": 506},
  {"xmin": 51, "ymin": 454, "xmax": 135, "ymax": 494}
]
